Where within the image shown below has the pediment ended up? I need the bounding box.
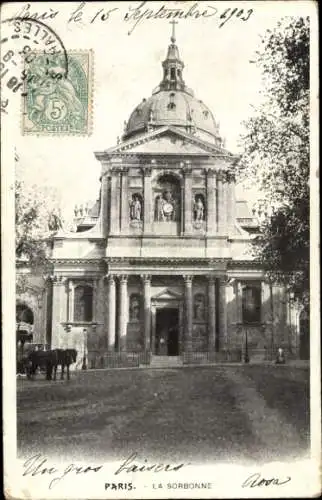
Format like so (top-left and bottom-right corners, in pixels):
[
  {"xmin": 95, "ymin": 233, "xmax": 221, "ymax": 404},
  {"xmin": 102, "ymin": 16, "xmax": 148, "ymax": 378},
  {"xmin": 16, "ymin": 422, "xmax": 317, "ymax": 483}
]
[
  {"xmin": 104, "ymin": 127, "xmax": 232, "ymax": 157},
  {"xmin": 151, "ymin": 288, "xmax": 182, "ymax": 300}
]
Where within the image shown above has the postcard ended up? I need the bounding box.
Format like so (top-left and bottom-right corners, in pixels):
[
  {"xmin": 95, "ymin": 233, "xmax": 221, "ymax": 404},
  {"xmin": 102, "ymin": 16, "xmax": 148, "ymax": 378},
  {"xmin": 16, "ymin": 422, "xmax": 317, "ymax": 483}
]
[{"xmin": 1, "ymin": 1, "xmax": 320, "ymax": 498}]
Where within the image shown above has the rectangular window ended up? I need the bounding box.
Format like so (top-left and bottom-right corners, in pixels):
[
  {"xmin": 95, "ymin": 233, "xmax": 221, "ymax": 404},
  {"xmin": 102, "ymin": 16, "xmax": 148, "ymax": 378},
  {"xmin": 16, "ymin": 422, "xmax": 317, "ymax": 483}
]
[
  {"xmin": 242, "ymin": 284, "xmax": 261, "ymax": 324},
  {"xmin": 74, "ymin": 285, "xmax": 93, "ymax": 322}
]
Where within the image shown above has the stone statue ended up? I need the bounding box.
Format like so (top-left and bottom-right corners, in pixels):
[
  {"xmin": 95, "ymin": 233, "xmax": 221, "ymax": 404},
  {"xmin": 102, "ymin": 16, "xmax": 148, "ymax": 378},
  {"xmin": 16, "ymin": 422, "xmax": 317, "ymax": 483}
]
[
  {"xmin": 130, "ymin": 195, "xmax": 142, "ymax": 221},
  {"xmin": 194, "ymin": 196, "xmax": 204, "ymax": 222},
  {"xmin": 48, "ymin": 211, "xmax": 63, "ymax": 231},
  {"xmin": 156, "ymin": 190, "xmax": 177, "ymax": 222}
]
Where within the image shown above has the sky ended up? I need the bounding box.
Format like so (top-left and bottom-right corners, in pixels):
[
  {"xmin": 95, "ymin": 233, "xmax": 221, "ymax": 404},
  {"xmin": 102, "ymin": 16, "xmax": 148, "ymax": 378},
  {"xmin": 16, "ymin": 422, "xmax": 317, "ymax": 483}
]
[{"xmin": 4, "ymin": 1, "xmax": 313, "ymax": 221}]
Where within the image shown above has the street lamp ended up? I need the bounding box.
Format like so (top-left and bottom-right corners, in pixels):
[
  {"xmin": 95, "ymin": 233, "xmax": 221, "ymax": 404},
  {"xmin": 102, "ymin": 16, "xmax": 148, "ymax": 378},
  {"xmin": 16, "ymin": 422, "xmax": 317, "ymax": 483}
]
[{"xmin": 82, "ymin": 328, "xmax": 87, "ymax": 370}]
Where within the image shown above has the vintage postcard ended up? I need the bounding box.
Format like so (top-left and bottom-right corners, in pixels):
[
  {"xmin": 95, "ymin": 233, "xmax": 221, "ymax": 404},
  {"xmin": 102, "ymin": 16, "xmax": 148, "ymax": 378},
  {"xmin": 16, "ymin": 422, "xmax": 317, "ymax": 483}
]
[{"xmin": 1, "ymin": 1, "xmax": 320, "ymax": 498}]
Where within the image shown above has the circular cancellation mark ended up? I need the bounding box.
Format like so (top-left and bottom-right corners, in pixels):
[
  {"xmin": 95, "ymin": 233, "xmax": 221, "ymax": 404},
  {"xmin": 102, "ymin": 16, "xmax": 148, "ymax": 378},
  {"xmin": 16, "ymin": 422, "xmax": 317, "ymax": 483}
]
[{"xmin": 1, "ymin": 16, "xmax": 68, "ymax": 114}]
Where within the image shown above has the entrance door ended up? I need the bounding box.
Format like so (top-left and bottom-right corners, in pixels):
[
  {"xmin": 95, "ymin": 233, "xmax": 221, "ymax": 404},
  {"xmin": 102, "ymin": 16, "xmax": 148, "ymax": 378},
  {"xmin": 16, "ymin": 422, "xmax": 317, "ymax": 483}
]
[{"xmin": 155, "ymin": 308, "xmax": 179, "ymax": 356}]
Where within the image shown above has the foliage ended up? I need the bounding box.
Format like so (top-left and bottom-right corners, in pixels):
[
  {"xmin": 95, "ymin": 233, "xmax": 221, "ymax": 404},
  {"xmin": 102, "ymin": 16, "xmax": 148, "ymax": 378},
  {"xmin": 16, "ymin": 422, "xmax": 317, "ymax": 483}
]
[
  {"xmin": 16, "ymin": 174, "xmax": 63, "ymax": 293},
  {"xmin": 238, "ymin": 17, "xmax": 310, "ymax": 300}
]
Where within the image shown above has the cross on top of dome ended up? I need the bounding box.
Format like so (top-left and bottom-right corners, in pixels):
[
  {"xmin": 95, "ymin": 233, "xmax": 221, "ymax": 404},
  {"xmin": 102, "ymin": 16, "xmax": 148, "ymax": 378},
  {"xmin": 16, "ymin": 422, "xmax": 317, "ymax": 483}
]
[{"xmin": 170, "ymin": 19, "xmax": 178, "ymax": 44}]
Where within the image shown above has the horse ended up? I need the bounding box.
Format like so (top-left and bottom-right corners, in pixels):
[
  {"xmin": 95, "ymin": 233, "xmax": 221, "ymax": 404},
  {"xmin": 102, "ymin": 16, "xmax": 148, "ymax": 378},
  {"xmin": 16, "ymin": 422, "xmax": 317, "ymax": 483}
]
[
  {"xmin": 52, "ymin": 348, "xmax": 77, "ymax": 381},
  {"xmin": 26, "ymin": 350, "xmax": 56, "ymax": 380}
]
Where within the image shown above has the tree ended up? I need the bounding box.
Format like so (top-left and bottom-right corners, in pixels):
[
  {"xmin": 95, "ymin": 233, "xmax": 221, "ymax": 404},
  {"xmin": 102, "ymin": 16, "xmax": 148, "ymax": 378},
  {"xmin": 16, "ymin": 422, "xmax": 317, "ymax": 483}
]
[
  {"xmin": 237, "ymin": 17, "xmax": 310, "ymax": 301},
  {"xmin": 15, "ymin": 158, "xmax": 64, "ymax": 293}
]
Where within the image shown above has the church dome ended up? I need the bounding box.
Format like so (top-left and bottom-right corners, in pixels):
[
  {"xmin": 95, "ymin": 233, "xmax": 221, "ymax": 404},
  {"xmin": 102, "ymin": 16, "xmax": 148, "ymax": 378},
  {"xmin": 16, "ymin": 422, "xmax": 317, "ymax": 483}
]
[{"xmin": 123, "ymin": 25, "xmax": 222, "ymax": 146}]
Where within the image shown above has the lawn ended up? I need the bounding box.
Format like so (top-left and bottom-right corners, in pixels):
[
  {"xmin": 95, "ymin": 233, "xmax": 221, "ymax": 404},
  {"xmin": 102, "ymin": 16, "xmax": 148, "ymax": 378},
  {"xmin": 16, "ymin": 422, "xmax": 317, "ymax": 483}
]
[{"xmin": 17, "ymin": 366, "xmax": 310, "ymax": 464}]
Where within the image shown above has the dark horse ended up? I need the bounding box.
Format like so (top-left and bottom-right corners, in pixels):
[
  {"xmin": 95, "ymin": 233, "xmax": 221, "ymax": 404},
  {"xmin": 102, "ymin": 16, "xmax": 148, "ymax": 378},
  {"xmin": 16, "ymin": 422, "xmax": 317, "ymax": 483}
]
[
  {"xmin": 52, "ymin": 348, "xmax": 77, "ymax": 381},
  {"xmin": 27, "ymin": 349, "xmax": 77, "ymax": 381},
  {"xmin": 27, "ymin": 350, "xmax": 55, "ymax": 380}
]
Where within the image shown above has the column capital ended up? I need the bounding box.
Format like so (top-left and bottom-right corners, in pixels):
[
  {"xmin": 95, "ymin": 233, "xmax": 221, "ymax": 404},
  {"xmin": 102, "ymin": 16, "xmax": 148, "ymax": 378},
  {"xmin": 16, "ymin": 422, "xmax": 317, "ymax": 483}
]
[
  {"xmin": 142, "ymin": 166, "xmax": 152, "ymax": 176},
  {"xmin": 184, "ymin": 275, "xmax": 193, "ymax": 285},
  {"xmin": 52, "ymin": 275, "xmax": 67, "ymax": 285},
  {"xmin": 119, "ymin": 274, "xmax": 128, "ymax": 283},
  {"xmin": 119, "ymin": 166, "xmax": 129, "ymax": 174},
  {"xmin": 184, "ymin": 166, "xmax": 193, "ymax": 176},
  {"xmin": 206, "ymin": 167, "xmax": 217, "ymax": 177},
  {"xmin": 106, "ymin": 274, "xmax": 116, "ymax": 283},
  {"xmin": 141, "ymin": 274, "xmax": 152, "ymax": 283},
  {"xmin": 111, "ymin": 167, "xmax": 121, "ymax": 175}
]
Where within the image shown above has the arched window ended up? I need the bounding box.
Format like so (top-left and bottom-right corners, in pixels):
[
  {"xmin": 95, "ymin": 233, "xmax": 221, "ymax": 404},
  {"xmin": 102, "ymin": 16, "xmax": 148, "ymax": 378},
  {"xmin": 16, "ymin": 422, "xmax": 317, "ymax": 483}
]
[
  {"xmin": 129, "ymin": 294, "xmax": 141, "ymax": 321},
  {"xmin": 16, "ymin": 303, "xmax": 34, "ymax": 324},
  {"xmin": 242, "ymin": 285, "xmax": 261, "ymax": 324},
  {"xmin": 74, "ymin": 284, "xmax": 93, "ymax": 322},
  {"xmin": 170, "ymin": 67, "xmax": 176, "ymax": 80},
  {"xmin": 194, "ymin": 294, "xmax": 206, "ymax": 321}
]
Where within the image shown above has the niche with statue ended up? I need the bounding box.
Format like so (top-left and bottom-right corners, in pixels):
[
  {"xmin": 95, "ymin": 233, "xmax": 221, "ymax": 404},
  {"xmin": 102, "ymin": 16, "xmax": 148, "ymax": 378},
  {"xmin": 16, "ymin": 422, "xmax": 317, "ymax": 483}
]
[{"xmin": 193, "ymin": 193, "xmax": 206, "ymax": 230}]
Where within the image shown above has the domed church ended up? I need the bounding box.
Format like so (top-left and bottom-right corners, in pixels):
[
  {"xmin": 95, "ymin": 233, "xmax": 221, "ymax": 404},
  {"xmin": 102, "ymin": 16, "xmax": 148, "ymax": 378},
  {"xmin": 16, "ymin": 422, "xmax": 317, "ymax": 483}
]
[{"xmin": 44, "ymin": 26, "xmax": 304, "ymax": 368}]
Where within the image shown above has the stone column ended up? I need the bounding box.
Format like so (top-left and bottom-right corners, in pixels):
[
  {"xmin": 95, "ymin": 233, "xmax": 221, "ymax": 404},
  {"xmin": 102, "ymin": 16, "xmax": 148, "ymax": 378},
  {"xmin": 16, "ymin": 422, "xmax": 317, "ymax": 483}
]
[
  {"xmin": 110, "ymin": 168, "xmax": 120, "ymax": 234},
  {"xmin": 142, "ymin": 274, "xmax": 151, "ymax": 352},
  {"xmin": 206, "ymin": 169, "xmax": 217, "ymax": 234},
  {"xmin": 51, "ymin": 276, "xmax": 68, "ymax": 348},
  {"xmin": 219, "ymin": 278, "xmax": 228, "ymax": 348},
  {"xmin": 208, "ymin": 276, "xmax": 216, "ymax": 351},
  {"xmin": 184, "ymin": 166, "xmax": 193, "ymax": 234},
  {"xmin": 143, "ymin": 167, "xmax": 152, "ymax": 233},
  {"xmin": 100, "ymin": 173, "xmax": 109, "ymax": 237},
  {"xmin": 95, "ymin": 277, "xmax": 105, "ymax": 345},
  {"xmin": 184, "ymin": 275, "xmax": 193, "ymax": 353},
  {"xmin": 120, "ymin": 167, "xmax": 129, "ymax": 233},
  {"xmin": 107, "ymin": 275, "xmax": 116, "ymax": 351},
  {"xmin": 118, "ymin": 275, "xmax": 128, "ymax": 351},
  {"xmin": 217, "ymin": 172, "xmax": 226, "ymax": 234},
  {"xmin": 67, "ymin": 280, "xmax": 74, "ymax": 322},
  {"xmin": 236, "ymin": 280, "xmax": 243, "ymax": 323},
  {"xmin": 227, "ymin": 180, "xmax": 236, "ymax": 235}
]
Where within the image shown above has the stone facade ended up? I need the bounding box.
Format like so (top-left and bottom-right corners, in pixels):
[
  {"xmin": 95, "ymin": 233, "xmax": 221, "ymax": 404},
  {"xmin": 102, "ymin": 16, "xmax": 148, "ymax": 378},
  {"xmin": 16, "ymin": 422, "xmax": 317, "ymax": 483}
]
[{"xmin": 17, "ymin": 29, "xmax": 308, "ymax": 366}]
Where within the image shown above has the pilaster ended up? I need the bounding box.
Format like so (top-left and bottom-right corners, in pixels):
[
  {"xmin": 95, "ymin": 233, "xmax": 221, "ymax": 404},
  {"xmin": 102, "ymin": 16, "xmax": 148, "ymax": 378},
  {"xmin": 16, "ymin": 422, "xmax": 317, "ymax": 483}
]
[
  {"xmin": 51, "ymin": 276, "xmax": 68, "ymax": 348},
  {"xmin": 206, "ymin": 168, "xmax": 217, "ymax": 234},
  {"xmin": 120, "ymin": 167, "xmax": 129, "ymax": 233},
  {"xmin": 110, "ymin": 168, "xmax": 121, "ymax": 234},
  {"xmin": 184, "ymin": 165, "xmax": 193, "ymax": 234},
  {"xmin": 107, "ymin": 274, "xmax": 116, "ymax": 351},
  {"xmin": 184, "ymin": 275, "xmax": 193, "ymax": 352},
  {"xmin": 208, "ymin": 276, "xmax": 216, "ymax": 351},
  {"xmin": 143, "ymin": 167, "xmax": 152, "ymax": 233},
  {"xmin": 100, "ymin": 173, "xmax": 109, "ymax": 237},
  {"xmin": 141, "ymin": 274, "xmax": 152, "ymax": 352}
]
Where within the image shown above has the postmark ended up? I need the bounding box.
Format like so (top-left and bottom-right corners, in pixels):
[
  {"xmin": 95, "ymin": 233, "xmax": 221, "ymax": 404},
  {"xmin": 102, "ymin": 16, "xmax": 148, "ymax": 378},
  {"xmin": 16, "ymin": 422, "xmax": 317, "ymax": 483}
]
[
  {"xmin": 0, "ymin": 17, "xmax": 68, "ymax": 114},
  {"xmin": 22, "ymin": 50, "xmax": 93, "ymax": 135}
]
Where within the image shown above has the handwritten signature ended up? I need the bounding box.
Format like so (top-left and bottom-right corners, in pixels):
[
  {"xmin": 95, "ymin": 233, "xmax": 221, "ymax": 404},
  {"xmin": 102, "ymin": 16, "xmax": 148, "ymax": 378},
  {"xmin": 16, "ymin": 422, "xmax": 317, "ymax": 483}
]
[
  {"xmin": 114, "ymin": 452, "xmax": 187, "ymax": 475},
  {"xmin": 242, "ymin": 472, "xmax": 291, "ymax": 488},
  {"xmin": 22, "ymin": 453, "xmax": 103, "ymax": 489}
]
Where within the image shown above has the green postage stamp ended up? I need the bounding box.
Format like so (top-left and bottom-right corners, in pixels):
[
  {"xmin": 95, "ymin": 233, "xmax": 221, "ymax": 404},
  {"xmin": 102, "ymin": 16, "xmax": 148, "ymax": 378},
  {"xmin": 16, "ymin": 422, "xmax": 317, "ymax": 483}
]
[{"xmin": 22, "ymin": 51, "xmax": 93, "ymax": 135}]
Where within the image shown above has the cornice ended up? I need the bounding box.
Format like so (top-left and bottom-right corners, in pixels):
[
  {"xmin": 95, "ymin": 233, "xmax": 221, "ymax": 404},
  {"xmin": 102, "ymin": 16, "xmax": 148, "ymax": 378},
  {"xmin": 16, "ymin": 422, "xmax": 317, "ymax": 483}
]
[{"xmin": 50, "ymin": 258, "xmax": 105, "ymax": 266}]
